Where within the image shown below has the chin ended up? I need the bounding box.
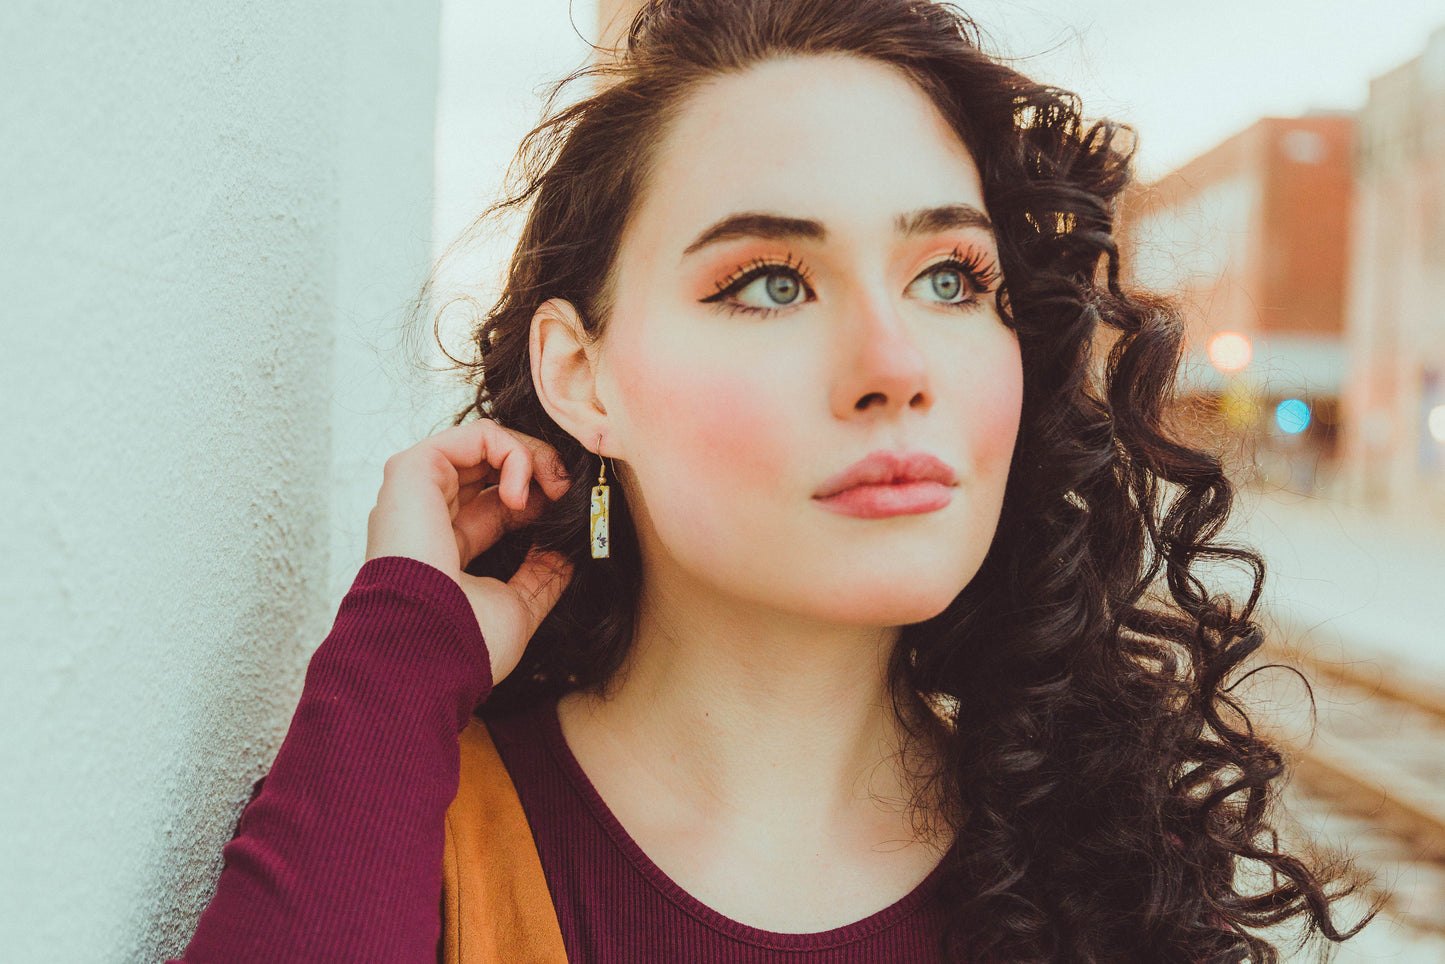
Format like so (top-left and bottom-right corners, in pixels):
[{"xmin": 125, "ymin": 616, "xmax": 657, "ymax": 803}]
[{"xmin": 807, "ymin": 574, "xmax": 965, "ymax": 627}]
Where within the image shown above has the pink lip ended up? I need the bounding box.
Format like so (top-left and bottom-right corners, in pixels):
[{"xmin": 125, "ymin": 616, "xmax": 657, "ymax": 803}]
[{"xmin": 813, "ymin": 450, "xmax": 957, "ymax": 519}]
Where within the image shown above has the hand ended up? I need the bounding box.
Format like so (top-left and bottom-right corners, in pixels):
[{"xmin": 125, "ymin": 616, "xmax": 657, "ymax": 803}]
[{"xmin": 365, "ymin": 419, "xmax": 575, "ymax": 685}]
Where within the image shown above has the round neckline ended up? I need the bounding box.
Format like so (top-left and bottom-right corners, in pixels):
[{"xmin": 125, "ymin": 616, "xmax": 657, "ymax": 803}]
[{"xmin": 538, "ymin": 698, "xmax": 953, "ymax": 950}]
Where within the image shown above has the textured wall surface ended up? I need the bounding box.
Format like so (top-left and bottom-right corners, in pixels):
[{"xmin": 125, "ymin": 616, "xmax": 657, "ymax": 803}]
[{"xmin": 0, "ymin": 0, "xmax": 440, "ymax": 959}]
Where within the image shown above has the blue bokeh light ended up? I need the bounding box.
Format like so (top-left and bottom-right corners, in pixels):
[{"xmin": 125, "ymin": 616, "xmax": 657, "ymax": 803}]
[{"xmin": 1275, "ymin": 398, "xmax": 1311, "ymax": 434}]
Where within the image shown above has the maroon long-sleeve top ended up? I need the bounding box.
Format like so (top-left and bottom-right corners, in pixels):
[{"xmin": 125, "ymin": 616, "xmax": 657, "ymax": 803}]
[{"xmin": 174, "ymin": 556, "xmax": 949, "ymax": 963}]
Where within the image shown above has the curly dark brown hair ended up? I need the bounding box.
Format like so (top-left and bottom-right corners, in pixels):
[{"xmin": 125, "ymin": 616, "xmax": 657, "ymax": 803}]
[{"xmin": 418, "ymin": 1, "xmax": 1380, "ymax": 960}]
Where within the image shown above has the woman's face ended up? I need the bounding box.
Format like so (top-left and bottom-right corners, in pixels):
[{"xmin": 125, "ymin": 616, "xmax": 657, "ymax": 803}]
[{"xmin": 594, "ymin": 54, "xmax": 1023, "ymax": 627}]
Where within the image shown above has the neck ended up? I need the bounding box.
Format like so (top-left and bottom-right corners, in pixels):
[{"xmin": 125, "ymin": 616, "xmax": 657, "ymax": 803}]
[{"xmin": 564, "ymin": 563, "xmax": 924, "ymax": 827}]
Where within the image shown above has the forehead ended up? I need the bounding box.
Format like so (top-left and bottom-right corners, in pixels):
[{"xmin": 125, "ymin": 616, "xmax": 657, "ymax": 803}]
[{"xmin": 623, "ymin": 54, "xmax": 986, "ymax": 263}]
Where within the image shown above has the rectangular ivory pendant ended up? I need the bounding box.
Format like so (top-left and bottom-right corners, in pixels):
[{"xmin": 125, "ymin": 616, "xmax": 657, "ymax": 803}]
[{"xmin": 589, "ymin": 484, "xmax": 610, "ymax": 558}]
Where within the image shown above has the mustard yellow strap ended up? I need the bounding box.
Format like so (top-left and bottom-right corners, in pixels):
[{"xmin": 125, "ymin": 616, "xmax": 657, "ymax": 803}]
[{"xmin": 441, "ymin": 718, "xmax": 569, "ymax": 964}]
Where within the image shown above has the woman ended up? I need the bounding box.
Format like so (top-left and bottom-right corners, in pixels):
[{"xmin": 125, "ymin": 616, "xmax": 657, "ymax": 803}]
[{"xmin": 177, "ymin": 0, "xmax": 1375, "ymax": 961}]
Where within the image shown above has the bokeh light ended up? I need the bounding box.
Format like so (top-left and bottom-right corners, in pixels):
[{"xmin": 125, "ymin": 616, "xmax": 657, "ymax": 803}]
[
  {"xmin": 1207, "ymin": 331, "xmax": 1253, "ymax": 372},
  {"xmin": 1429, "ymin": 404, "xmax": 1445, "ymax": 443},
  {"xmin": 1275, "ymin": 398, "xmax": 1311, "ymax": 434}
]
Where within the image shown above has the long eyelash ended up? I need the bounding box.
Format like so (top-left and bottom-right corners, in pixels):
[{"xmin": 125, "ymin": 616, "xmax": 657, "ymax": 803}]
[
  {"xmin": 930, "ymin": 244, "xmax": 1001, "ymax": 299},
  {"xmin": 699, "ymin": 251, "xmax": 815, "ymax": 316},
  {"xmin": 697, "ymin": 246, "xmax": 1000, "ymax": 317}
]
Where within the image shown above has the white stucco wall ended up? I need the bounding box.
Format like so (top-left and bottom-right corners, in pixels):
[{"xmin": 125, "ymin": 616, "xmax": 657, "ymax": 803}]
[
  {"xmin": 0, "ymin": 0, "xmax": 441, "ymax": 959},
  {"xmin": 431, "ymin": 0, "xmax": 599, "ymax": 358}
]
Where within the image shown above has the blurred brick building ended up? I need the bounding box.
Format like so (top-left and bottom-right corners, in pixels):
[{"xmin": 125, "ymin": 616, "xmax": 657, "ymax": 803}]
[
  {"xmin": 1340, "ymin": 25, "xmax": 1445, "ymax": 509},
  {"xmin": 1118, "ymin": 115, "xmax": 1355, "ymax": 493}
]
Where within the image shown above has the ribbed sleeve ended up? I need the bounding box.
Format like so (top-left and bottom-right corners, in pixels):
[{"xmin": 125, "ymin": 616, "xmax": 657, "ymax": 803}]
[{"xmin": 174, "ymin": 555, "xmax": 492, "ymax": 964}]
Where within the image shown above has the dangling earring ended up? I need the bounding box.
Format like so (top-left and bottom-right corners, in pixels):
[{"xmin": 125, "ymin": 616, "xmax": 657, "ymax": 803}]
[{"xmin": 589, "ymin": 441, "xmax": 610, "ymax": 559}]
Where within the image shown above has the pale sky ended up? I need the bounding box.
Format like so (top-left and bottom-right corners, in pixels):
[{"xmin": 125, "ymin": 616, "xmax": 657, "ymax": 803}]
[
  {"xmin": 435, "ymin": 0, "xmax": 1445, "ymax": 248},
  {"xmin": 956, "ymin": 0, "xmax": 1445, "ymax": 181}
]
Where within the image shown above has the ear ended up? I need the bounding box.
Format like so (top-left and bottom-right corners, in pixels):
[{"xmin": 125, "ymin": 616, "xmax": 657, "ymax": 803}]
[{"xmin": 530, "ymin": 298, "xmax": 610, "ymax": 453}]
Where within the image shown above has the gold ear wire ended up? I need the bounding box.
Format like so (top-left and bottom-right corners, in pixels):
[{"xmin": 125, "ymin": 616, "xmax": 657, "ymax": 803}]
[{"xmin": 589, "ymin": 437, "xmax": 610, "ymax": 559}]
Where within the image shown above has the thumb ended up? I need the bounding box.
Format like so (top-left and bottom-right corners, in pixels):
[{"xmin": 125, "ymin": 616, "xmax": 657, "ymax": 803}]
[{"xmin": 506, "ymin": 547, "xmax": 575, "ymax": 639}]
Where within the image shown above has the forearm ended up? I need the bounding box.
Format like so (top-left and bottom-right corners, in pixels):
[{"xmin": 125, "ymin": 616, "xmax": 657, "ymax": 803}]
[{"xmin": 174, "ymin": 556, "xmax": 492, "ymax": 964}]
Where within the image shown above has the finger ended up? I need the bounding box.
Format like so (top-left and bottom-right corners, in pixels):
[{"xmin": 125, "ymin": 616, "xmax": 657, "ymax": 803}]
[
  {"xmin": 455, "ymin": 462, "xmax": 494, "ymax": 487},
  {"xmin": 452, "ymin": 487, "xmax": 507, "ymax": 564},
  {"xmin": 498, "ymin": 445, "xmax": 534, "ymax": 512},
  {"xmin": 456, "ymin": 478, "xmax": 489, "ymax": 503},
  {"xmin": 385, "ymin": 422, "xmax": 517, "ymax": 500},
  {"xmin": 453, "ymin": 476, "xmax": 539, "ymax": 524},
  {"xmin": 503, "ymin": 437, "xmax": 570, "ymax": 503},
  {"xmin": 451, "ymin": 482, "xmax": 552, "ymax": 564},
  {"xmin": 451, "ymin": 478, "xmax": 489, "ymax": 521},
  {"xmin": 529, "ymin": 446, "xmax": 572, "ymax": 502},
  {"xmin": 507, "ymin": 547, "xmax": 574, "ymax": 637},
  {"xmin": 423, "ymin": 420, "xmax": 570, "ymax": 499}
]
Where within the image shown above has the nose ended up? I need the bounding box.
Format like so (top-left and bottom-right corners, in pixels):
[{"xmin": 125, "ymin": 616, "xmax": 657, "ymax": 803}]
[{"xmin": 829, "ymin": 292, "xmax": 934, "ymax": 419}]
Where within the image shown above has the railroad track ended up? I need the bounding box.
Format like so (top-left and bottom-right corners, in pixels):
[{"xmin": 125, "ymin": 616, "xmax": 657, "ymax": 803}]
[{"xmin": 1247, "ymin": 617, "xmax": 1445, "ymax": 938}]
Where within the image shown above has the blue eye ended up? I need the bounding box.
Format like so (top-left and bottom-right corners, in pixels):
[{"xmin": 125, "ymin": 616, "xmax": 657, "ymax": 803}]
[
  {"xmin": 699, "ymin": 247, "xmax": 998, "ymax": 318},
  {"xmin": 928, "ymin": 267, "xmax": 963, "ymax": 302},
  {"xmin": 906, "ymin": 249, "xmax": 1000, "ymax": 309},
  {"xmin": 745, "ymin": 271, "xmax": 802, "ymax": 307},
  {"xmin": 701, "ymin": 254, "xmax": 816, "ymax": 316}
]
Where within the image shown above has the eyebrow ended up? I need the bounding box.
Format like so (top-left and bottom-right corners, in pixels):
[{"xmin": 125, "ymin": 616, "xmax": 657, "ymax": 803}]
[{"xmin": 680, "ymin": 203, "xmax": 994, "ymax": 258}]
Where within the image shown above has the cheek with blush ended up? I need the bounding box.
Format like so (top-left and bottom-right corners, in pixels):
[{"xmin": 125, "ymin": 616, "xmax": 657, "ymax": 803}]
[
  {"xmin": 960, "ymin": 340, "xmax": 1023, "ymax": 482},
  {"xmin": 613, "ymin": 349, "xmax": 797, "ymax": 551}
]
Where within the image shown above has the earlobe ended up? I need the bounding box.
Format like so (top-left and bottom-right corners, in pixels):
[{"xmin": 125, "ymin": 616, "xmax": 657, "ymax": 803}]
[{"xmin": 530, "ymin": 297, "xmax": 609, "ymax": 448}]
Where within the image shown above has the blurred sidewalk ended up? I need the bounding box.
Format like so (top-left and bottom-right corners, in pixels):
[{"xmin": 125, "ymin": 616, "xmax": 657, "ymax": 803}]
[{"xmin": 1227, "ymin": 487, "xmax": 1445, "ymax": 680}]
